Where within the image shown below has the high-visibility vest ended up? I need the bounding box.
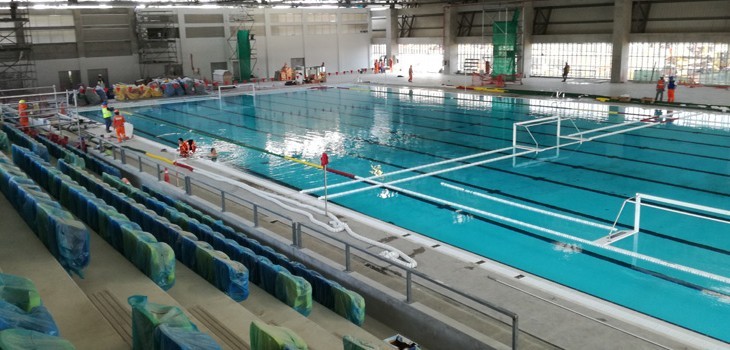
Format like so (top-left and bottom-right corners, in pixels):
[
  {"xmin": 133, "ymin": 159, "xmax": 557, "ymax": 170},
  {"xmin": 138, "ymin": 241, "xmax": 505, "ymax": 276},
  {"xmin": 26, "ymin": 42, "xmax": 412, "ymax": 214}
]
[
  {"xmin": 102, "ymin": 107, "xmax": 112, "ymax": 119},
  {"xmin": 656, "ymin": 79, "xmax": 665, "ymax": 90}
]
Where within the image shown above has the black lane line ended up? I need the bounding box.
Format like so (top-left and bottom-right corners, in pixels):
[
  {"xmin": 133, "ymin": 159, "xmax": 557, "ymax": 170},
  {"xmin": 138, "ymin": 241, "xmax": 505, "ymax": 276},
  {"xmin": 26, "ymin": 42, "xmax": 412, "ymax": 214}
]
[
  {"xmin": 128, "ymin": 108, "xmax": 730, "ymax": 258},
  {"xmin": 210, "ymin": 94, "xmax": 730, "ymax": 170},
  {"xmin": 249, "ymin": 92, "xmax": 730, "ymax": 162},
  {"xmin": 306, "ymin": 87, "xmax": 730, "ymax": 143},
  {"xmin": 203, "ymin": 98, "xmax": 730, "ymax": 192},
  {"xmin": 158, "ymin": 101, "xmax": 730, "ymax": 199},
  {"xmin": 292, "ymin": 90, "xmax": 730, "ymax": 156},
  {"xmin": 332, "ymin": 87, "xmax": 730, "ymax": 142}
]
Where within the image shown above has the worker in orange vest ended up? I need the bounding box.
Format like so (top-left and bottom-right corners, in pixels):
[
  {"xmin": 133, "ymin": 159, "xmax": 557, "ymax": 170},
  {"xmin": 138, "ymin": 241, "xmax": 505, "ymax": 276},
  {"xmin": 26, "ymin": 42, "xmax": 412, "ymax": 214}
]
[
  {"xmin": 18, "ymin": 100, "xmax": 29, "ymax": 132},
  {"xmin": 655, "ymin": 76, "xmax": 666, "ymax": 102},
  {"xmin": 178, "ymin": 138, "xmax": 190, "ymax": 157},
  {"xmin": 112, "ymin": 110, "xmax": 127, "ymax": 143}
]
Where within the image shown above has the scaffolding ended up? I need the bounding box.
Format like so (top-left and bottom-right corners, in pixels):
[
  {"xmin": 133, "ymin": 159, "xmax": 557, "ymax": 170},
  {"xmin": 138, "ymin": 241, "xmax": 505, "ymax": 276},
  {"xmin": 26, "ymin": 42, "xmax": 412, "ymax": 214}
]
[
  {"xmin": 492, "ymin": 8, "xmax": 519, "ymax": 79},
  {"xmin": 135, "ymin": 10, "xmax": 180, "ymax": 78},
  {"xmin": 0, "ymin": 0, "xmax": 36, "ymax": 92},
  {"xmin": 227, "ymin": 8, "xmax": 257, "ymax": 81}
]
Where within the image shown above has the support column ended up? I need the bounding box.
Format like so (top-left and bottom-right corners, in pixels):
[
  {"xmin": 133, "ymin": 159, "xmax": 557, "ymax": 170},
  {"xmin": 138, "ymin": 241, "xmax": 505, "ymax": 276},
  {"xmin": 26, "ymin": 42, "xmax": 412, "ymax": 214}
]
[
  {"xmin": 522, "ymin": 1, "xmax": 534, "ymax": 77},
  {"xmin": 611, "ymin": 0, "xmax": 631, "ymax": 83},
  {"xmin": 385, "ymin": 8, "xmax": 399, "ymax": 66},
  {"xmin": 443, "ymin": 6, "xmax": 457, "ymax": 74}
]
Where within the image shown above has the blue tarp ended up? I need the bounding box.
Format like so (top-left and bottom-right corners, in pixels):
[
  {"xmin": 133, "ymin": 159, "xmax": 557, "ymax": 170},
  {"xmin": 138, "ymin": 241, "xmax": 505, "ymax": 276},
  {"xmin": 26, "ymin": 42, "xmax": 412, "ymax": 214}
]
[
  {"xmin": 155, "ymin": 324, "xmax": 221, "ymax": 350},
  {"xmin": 0, "ymin": 273, "xmax": 41, "ymax": 313},
  {"xmin": 0, "ymin": 329, "xmax": 75, "ymax": 350},
  {"xmin": 0, "ymin": 301, "xmax": 59, "ymax": 336},
  {"xmin": 128, "ymin": 295, "xmax": 198, "ymax": 350}
]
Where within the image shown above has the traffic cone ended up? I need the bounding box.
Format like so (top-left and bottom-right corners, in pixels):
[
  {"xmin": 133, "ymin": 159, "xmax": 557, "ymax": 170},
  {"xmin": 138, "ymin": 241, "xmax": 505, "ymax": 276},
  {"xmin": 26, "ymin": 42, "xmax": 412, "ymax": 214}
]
[{"xmin": 163, "ymin": 167, "xmax": 170, "ymax": 183}]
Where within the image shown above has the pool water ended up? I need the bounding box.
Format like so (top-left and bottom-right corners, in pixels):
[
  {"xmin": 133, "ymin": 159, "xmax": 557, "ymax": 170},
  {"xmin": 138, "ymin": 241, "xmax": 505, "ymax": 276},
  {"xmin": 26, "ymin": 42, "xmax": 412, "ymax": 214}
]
[{"xmin": 83, "ymin": 86, "xmax": 730, "ymax": 342}]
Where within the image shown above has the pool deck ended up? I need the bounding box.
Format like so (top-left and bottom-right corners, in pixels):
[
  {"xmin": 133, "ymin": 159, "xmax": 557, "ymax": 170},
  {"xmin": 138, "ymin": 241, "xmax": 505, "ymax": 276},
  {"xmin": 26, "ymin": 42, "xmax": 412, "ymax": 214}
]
[{"xmin": 80, "ymin": 75, "xmax": 729, "ymax": 350}]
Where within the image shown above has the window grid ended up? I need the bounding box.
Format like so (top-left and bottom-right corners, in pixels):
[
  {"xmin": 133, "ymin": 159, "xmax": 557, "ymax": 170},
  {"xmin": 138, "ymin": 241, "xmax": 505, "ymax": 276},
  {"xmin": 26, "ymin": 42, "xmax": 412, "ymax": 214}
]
[
  {"xmin": 531, "ymin": 43, "xmax": 612, "ymax": 79},
  {"xmin": 371, "ymin": 44, "xmax": 385, "ymax": 67},
  {"xmin": 628, "ymin": 42, "xmax": 730, "ymax": 85},
  {"xmin": 398, "ymin": 44, "xmax": 444, "ymax": 73},
  {"xmin": 457, "ymin": 44, "xmax": 493, "ymax": 73}
]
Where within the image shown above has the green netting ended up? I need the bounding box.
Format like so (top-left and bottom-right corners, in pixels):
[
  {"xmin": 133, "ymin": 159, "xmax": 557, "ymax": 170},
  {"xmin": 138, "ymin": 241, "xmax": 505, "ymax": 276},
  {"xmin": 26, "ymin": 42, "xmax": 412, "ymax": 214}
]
[
  {"xmin": 343, "ymin": 335, "xmax": 381, "ymax": 350},
  {"xmin": 0, "ymin": 273, "xmax": 41, "ymax": 313},
  {"xmin": 274, "ymin": 270, "xmax": 312, "ymax": 317},
  {"xmin": 237, "ymin": 30, "xmax": 252, "ymax": 81},
  {"xmin": 128, "ymin": 295, "xmax": 198, "ymax": 350},
  {"xmin": 333, "ymin": 284, "xmax": 365, "ymax": 326},
  {"xmin": 492, "ymin": 11, "xmax": 518, "ymax": 78},
  {"xmin": 0, "ymin": 328, "xmax": 75, "ymax": 350},
  {"xmin": 249, "ymin": 320, "xmax": 307, "ymax": 350}
]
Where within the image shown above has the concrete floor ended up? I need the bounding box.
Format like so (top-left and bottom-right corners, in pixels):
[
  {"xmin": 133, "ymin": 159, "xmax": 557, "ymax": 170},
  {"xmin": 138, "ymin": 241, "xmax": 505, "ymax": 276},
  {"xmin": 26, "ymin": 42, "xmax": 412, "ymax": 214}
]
[{"xmin": 66, "ymin": 75, "xmax": 730, "ymax": 349}]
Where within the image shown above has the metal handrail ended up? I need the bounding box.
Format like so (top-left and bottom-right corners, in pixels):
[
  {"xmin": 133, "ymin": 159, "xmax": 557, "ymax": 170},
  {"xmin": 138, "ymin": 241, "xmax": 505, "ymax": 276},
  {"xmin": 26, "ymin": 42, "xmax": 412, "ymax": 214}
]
[
  {"xmin": 84, "ymin": 131, "xmax": 682, "ymax": 350},
  {"xmin": 82, "ymin": 137, "xmax": 520, "ymax": 349}
]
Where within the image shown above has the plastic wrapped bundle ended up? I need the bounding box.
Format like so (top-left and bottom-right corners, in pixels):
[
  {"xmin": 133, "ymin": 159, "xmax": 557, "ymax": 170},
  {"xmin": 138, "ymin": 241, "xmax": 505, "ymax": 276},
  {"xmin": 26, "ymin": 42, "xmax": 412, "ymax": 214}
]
[
  {"xmin": 306, "ymin": 270, "xmax": 336, "ymax": 310},
  {"xmin": 176, "ymin": 233, "xmax": 199, "ymax": 267},
  {"xmin": 180, "ymin": 78, "xmax": 195, "ymax": 95},
  {"xmin": 194, "ymin": 81, "xmax": 207, "ymax": 95},
  {"xmin": 173, "ymin": 82, "xmax": 185, "ymax": 96},
  {"xmin": 95, "ymin": 86, "xmax": 108, "ymax": 102},
  {"xmin": 34, "ymin": 203, "xmax": 90, "ymax": 277},
  {"xmin": 31, "ymin": 143, "xmax": 50, "ymax": 163},
  {"xmin": 114, "ymin": 84, "xmax": 127, "ymax": 101},
  {"xmin": 126, "ymin": 85, "xmax": 142, "ymax": 100},
  {"xmin": 122, "ymin": 228, "xmax": 175, "ymax": 291},
  {"xmin": 274, "ymin": 270, "xmax": 312, "ymax": 316},
  {"xmin": 128, "ymin": 295, "xmax": 198, "ymax": 350},
  {"xmin": 162, "ymin": 83, "xmax": 176, "ymax": 97},
  {"xmin": 0, "ymin": 329, "xmax": 75, "ymax": 350},
  {"xmin": 333, "ymin": 284, "xmax": 366, "ymax": 326},
  {"xmin": 226, "ymin": 244, "xmax": 259, "ymax": 285},
  {"xmin": 257, "ymin": 257, "xmax": 285, "ymax": 294},
  {"xmin": 0, "ymin": 273, "xmax": 41, "ymax": 313},
  {"xmin": 155, "ymin": 324, "xmax": 221, "ymax": 350},
  {"xmin": 149, "ymin": 83, "xmax": 164, "ymax": 97},
  {"xmin": 194, "ymin": 243, "xmax": 249, "ymax": 301},
  {"xmin": 84, "ymin": 87, "xmax": 101, "ymax": 105},
  {"xmin": 343, "ymin": 335, "xmax": 381, "ymax": 350},
  {"xmin": 249, "ymin": 320, "xmax": 307, "ymax": 350},
  {"xmin": 0, "ymin": 130, "xmax": 9, "ymax": 152},
  {"xmin": 0, "ymin": 301, "xmax": 59, "ymax": 336},
  {"xmin": 212, "ymin": 254, "xmax": 249, "ymax": 302}
]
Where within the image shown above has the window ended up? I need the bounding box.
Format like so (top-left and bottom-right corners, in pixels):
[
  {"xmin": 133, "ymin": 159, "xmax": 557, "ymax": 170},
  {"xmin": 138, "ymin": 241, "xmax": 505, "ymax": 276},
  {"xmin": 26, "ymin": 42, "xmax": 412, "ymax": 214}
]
[
  {"xmin": 628, "ymin": 42, "xmax": 730, "ymax": 85},
  {"xmin": 398, "ymin": 44, "xmax": 444, "ymax": 73},
  {"xmin": 306, "ymin": 24, "xmax": 336, "ymax": 35},
  {"xmin": 271, "ymin": 13, "xmax": 301, "ymax": 23},
  {"xmin": 457, "ymin": 44, "xmax": 493, "ymax": 73},
  {"xmin": 531, "ymin": 43, "xmax": 612, "ymax": 79},
  {"xmin": 271, "ymin": 25, "xmax": 302, "ymax": 36},
  {"xmin": 341, "ymin": 24, "xmax": 368, "ymax": 34},
  {"xmin": 371, "ymin": 44, "xmax": 385, "ymax": 67}
]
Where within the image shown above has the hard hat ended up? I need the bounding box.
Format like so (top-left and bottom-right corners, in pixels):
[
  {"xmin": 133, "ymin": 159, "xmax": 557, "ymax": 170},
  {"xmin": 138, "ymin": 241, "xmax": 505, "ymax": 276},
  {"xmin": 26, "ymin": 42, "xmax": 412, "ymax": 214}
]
[
  {"xmin": 19, "ymin": 100, "xmax": 26, "ymax": 103},
  {"xmin": 102, "ymin": 102, "xmax": 107, "ymax": 106}
]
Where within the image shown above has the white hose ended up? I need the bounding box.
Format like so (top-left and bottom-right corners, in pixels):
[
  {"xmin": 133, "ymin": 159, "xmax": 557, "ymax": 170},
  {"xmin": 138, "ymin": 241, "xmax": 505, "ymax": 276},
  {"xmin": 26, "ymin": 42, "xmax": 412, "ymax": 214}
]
[{"xmin": 192, "ymin": 165, "xmax": 418, "ymax": 268}]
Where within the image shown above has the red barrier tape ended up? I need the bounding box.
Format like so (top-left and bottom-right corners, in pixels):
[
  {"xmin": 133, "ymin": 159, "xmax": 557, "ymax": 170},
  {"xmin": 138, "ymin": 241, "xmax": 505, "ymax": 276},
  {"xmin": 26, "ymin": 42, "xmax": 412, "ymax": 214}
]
[
  {"xmin": 326, "ymin": 167, "xmax": 355, "ymax": 179},
  {"xmin": 173, "ymin": 161, "xmax": 194, "ymax": 171}
]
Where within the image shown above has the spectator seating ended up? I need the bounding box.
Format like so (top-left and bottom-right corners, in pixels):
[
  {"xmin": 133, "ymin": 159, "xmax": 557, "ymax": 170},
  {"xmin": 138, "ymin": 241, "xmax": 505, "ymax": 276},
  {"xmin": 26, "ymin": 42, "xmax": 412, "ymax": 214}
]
[
  {"xmin": 138, "ymin": 182, "xmax": 365, "ymax": 325},
  {"xmin": 10, "ymin": 145, "xmax": 174, "ymax": 290},
  {"xmin": 0, "ymin": 151, "xmax": 89, "ymax": 277},
  {"xmin": 128, "ymin": 295, "xmax": 221, "ymax": 350},
  {"xmin": 0, "ymin": 273, "xmax": 75, "ymax": 349}
]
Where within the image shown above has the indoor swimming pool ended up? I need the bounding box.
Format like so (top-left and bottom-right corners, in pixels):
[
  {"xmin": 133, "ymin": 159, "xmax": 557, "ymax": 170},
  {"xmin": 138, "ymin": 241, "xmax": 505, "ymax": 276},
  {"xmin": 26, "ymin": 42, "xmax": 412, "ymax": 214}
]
[{"xmin": 81, "ymin": 86, "xmax": 730, "ymax": 342}]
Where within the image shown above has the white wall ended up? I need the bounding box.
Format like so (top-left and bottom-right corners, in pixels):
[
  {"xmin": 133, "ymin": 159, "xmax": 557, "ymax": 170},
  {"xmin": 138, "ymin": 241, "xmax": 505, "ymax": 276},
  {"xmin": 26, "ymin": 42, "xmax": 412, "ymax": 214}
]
[{"xmin": 36, "ymin": 56, "xmax": 141, "ymax": 89}]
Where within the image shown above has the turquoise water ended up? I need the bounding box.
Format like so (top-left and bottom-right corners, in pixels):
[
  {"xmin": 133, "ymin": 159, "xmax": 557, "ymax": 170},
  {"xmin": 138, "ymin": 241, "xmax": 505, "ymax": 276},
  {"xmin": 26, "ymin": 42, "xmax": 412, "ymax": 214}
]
[{"xmin": 83, "ymin": 87, "xmax": 730, "ymax": 341}]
